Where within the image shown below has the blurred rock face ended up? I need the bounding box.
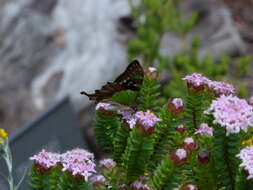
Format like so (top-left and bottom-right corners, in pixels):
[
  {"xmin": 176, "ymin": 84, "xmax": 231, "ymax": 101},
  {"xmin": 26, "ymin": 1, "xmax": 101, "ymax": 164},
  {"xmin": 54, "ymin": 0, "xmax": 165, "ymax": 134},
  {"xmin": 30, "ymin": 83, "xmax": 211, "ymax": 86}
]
[
  {"xmin": 0, "ymin": 0, "xmax": 245, "ymax": 132},
  {"xmin": 160, "ymin": 0, "xmax": 246, "ymax": 59},
  {"xmin": 0, "ymin": 0, "xmax": 130, "ymax": 132}
]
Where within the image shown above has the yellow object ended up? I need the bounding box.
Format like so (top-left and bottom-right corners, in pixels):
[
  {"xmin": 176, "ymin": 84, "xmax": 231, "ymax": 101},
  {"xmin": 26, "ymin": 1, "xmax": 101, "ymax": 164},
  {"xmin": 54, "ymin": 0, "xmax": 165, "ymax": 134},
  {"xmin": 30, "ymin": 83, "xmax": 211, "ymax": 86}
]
[
  {"xmin": 242, "ymin": 137, "xmax": 253, "ymax": 146},
  {"xmin": 0, "ymin": 128, "xmax": 8, "ymax": 144}
]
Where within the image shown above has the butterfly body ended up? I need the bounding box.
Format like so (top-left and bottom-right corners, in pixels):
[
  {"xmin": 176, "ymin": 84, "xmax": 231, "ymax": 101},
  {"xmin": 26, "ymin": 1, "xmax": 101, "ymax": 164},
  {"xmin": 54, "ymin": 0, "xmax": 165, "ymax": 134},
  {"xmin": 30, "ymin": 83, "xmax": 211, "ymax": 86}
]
[{"xmin": 81, "ymin": 60, "xmax": 144, "ymax": 103}]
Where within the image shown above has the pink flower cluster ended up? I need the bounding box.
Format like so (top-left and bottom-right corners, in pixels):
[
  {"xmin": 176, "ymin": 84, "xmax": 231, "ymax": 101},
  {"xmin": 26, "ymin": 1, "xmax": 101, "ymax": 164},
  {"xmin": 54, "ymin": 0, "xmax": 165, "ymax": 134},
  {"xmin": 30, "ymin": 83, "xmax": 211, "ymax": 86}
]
[
  {"xmin": 182, "ymin": 73, "xmax": 235, "ymax": 96},
  {"xmin": 183, "ymin": 73, "xmax": 209, "ymax": 90},
  {"xmin": 237, "ymin": 146, "xmax": 253, "ymax": 179},
  {"xmin": 205, "ymin": 95, "xmax": 253, "ymax": 135},
  {"xmin": 194, "ymin": 123, "xmax": 213, "ymax": 136},
  {"xmin": 119, "ymin": 110, "xmax": 161, "ymax": 133},
  {"xmin": 31, "ymin": 148, "xmax": 96, "ymax": 181},
  {"xmin": 30, "ymin": 150, "xmax": 61, "ymax": 171},
  {"xmin": 135, "ymin": 110, "xmax": 161, "ymax": 135},
  {"xmin": 61, "ymin": 148, "xmax": 96, "ymax": 181},
  {"xmin": 135, "ymin": 110, "xmax": 161, "ymax": 127},
  {"xmin": 132, "ymin": 180, "xmax": 153, "ymax": 190}
]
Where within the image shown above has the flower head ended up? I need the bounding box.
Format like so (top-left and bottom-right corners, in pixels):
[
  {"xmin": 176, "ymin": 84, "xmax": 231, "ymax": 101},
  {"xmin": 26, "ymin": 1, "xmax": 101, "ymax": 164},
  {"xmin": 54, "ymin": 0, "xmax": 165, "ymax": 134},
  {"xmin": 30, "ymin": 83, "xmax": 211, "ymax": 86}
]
[
  {"xmin": 135, "ymin": 110, "xmax": 161, "ymax": 135},
  {"xmin": 194, "ymin": 123, "xmax": 213, "ymax": 136},
  {"xmin": 132, "ymin": 180, "xmax": 153, "ymax": 190},
  {"xmin": 61, "ymin": 148, "xmax": 96, "ymax": 181},
  {"xmin": 171, "ymin": 148, "xmax": 188, "ymax": 166},
  {"xmin": 30, "ymin": 150, "xmax": 61, "ymax": 172},
  {"xmin": 99, "ymin": 158, "xmax": 116, "ymax": 170},
  {"xmin": 205, "ymin": 95, "xmax": 253, "ymax": 135},
  {"xmin": 208, "ymin": 81, "xmax": 235, "ymax": 97},
  {"xmin": 237, "ymin": 146, "xmax": 253, "ymax": 179},
  {"xmin": 182, "ymin": 73, "xmax": 209, "ymax": 91},
  {"xmin": 167, "ymin": 98, "xmax": 184, "ymax": 114},
  {"xmin": 0, "ymin": 129, "xmax": 8, "ymax": 145}
]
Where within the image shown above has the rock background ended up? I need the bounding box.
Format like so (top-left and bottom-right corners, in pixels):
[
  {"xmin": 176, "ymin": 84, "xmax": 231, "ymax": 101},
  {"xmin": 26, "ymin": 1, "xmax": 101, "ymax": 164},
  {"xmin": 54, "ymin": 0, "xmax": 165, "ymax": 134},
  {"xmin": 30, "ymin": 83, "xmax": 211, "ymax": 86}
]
[{"xmin": 0, "ymin": 0, "xmax": 249, "ymax": 134}]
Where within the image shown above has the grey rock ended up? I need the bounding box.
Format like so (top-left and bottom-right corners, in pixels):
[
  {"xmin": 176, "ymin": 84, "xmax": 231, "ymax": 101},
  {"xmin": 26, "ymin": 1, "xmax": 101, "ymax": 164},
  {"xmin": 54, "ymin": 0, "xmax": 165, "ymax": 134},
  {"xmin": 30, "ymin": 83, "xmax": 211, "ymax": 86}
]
[{"xmin": 160, "ymin": 0, "xmax": 246, "ymax": 59}]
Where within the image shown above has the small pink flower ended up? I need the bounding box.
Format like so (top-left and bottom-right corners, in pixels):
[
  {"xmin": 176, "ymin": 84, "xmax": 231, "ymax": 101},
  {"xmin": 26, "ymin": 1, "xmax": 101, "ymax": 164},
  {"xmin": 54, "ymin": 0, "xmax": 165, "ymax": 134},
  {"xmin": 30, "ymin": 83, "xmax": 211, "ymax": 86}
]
[
  {"xmin": 132, "ymin": 180, "xmax": 153, "ymax": 190},
  {"xmin": 194, "ymin": 123, "xmax": 213, "ymax": 136},
  {"xmin": 30, "ymin": 150, "xmax": 60, "ymax": 173},
  {"xmin": 99, "ymin": 158, "xmax": 116, "ymax": 170},
  {"xmin": 135, "ymin": 110, "xmax": 161, "ymax": 136},
  {"xmin": 171, "ymin": 148, "xmax": 188, "ymax": 166},
  {"xmin": 167, "ymin": 98, "xmax": 184, "ymax": 114},
  {"xmin": 182, "ymin": 137, "xmax": 197, "ymax": 153},
  {"xmin": 119, "ymin": 111, "xmax": 136, "ymax": 129}
]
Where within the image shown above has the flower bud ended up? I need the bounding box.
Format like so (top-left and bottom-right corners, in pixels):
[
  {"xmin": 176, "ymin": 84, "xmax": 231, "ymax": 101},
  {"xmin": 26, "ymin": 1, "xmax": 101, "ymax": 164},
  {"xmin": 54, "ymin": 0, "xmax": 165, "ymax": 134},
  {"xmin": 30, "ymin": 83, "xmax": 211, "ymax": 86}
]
[
  {"xmin": 198, "ymin": 151, "xmax": 210, "ymax": 164},
  {"xmin": 99, "ymin": 158, "xmax": 116, "ymax": 171},
  {"xmin": 181, "ymin": 184, "xmax": 197, "ymax": 190},
  {"xmin": 170, "ymin": 148, "xmax": 188, "ymax": 166},
  {"xmin": 90, "ymin": 175, "xmax": 107, "ymax": 189},
  {"xmin": 176, "ymin": 124, "xmax": 185, "ymax": 134},
  {"xmin": 167, "ymin": 98, "xmax": 184, "ymax": 115},
  {"xmin": 182, "ymin": 137, "xmax": 197, "ymax": 153},
  {"xmin": 146, "ymin": 67, "xmax": 158, "ymax": 79},
  {"xmin": 249, "ymin": 96, "xmax": 253, "ymax": 106}
]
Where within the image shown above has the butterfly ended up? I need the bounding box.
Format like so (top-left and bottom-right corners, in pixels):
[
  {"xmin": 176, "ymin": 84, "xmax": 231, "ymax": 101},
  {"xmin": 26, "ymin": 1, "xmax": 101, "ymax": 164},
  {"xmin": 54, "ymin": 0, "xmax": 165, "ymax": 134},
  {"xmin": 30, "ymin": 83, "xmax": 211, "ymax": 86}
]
[{"xmin": 80, "ymin": 60, "xmax": 144, "ymax": 103}]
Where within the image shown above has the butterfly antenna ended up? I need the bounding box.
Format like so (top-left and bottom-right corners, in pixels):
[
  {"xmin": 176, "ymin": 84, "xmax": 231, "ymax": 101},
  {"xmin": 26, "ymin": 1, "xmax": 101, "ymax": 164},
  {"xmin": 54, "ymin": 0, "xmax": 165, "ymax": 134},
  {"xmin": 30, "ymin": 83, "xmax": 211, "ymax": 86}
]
[{"xmin": 80, "ymin": 91, "xmax": 90, "ymax": 96}]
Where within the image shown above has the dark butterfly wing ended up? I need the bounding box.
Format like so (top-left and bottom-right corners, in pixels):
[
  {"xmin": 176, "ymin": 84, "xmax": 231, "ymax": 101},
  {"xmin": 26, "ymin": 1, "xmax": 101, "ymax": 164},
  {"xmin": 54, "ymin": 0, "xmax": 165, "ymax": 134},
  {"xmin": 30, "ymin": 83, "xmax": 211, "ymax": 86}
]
[
  {"xmin": 114, "ymin": 60, "xmax": 144, "ymax": 90},
  {"xmin": 81, "ymin": 60, "xmax": 144, "ymax": 103}
]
